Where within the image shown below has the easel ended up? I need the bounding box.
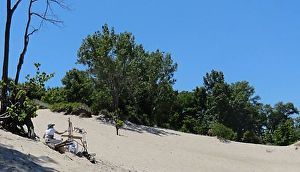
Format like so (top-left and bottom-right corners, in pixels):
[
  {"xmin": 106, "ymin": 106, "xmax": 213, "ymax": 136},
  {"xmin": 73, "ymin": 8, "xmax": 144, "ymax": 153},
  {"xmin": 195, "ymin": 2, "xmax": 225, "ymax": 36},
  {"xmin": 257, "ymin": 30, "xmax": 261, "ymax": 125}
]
[
  {"xmin": 60, "ymin": 118, "xmax": 88, "ymax": 153},
  {"xmin": 57, "ymin": 118, "xmax": 96, "ymax": 163}
]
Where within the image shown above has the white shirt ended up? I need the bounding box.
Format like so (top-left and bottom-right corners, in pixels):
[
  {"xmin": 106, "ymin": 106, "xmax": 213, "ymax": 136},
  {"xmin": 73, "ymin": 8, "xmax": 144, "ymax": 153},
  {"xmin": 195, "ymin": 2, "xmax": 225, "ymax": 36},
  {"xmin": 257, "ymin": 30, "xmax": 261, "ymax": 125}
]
[{"xmin": 45, "ymin": 128, "xmax": 56, "ymax": 138}]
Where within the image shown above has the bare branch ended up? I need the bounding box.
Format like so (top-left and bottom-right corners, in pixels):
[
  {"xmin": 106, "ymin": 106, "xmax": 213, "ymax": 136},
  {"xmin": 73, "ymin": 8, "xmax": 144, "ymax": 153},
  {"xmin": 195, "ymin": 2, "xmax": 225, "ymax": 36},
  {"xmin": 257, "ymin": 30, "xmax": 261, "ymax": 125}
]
[
  {"xmin": 28, "ymin": 29, "xmax": 38, "ymax": 36},
  {"xmin": 11, "ymin": 0, "xmax": 22, "ymax": 13},
  {"xmin": 15, "ymin": 0, "xmax": 68, "ymax": 84},
  {"xmin": 49, "ymin": 0, "xmax": 69, "ymax": 10},
  {"xmin": 31, "ymin": 12, "xmax": 63, "ymax": 25}
]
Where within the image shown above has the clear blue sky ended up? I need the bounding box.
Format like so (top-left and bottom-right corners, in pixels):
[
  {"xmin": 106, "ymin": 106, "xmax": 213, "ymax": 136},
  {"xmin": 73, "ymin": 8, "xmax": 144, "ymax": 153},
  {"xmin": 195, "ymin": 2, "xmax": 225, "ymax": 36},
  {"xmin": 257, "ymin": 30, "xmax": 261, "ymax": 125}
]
[{"xmin": 0, "ymin": 0, "xmax": 299, "ymax": 108}]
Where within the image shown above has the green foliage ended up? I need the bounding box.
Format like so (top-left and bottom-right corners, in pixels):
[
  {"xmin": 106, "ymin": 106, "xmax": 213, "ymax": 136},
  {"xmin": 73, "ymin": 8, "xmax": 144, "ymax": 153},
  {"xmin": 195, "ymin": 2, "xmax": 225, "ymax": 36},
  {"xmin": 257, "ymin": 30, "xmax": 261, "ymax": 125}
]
[
  {"xmin": 62, "ymin": 69, "xmax": 93, "ymax": 106},
  {"xmin": 6, "ymin": 89, "xmax": 38, "ymax": 123},
  {"xmin": 50, "ymin": 102, "xmax": 92, "ymax": 117},
  {"xmin": 116, "ymin": 119, "xmax": 124, "ymax": 129},
  {"xmin": 0, "ymin": 63, "xmax": 53, "ymax": 137},
  {"xmin": 263, "ymin": 130, "xmax": 274, "ymax": 144},
  {"xmin": 49, "ymin": 25, "xmax": 300, "ymax": 146},
  {"xmin": 203, "ymin": 70, "xmax": 225, "ymax": 92},
  {"xmin": 210, "ymin": 123, "xmax": 236, "ymax": 141},
  {"xmin": 99, "ymin": 109, "xmax": 114, "ymax": 119},
  {"xmin": 242, "ymin": 131, "xmax": 261, "ymax": 144},
  {"xmin": 181, "ymin": 116, "xmax": 205, "ymax": 134},
  {"xmin": 169, "ymin": 112, "xmax": 182, "ymax": 130},
  {"xmin": 24, "ymin": 63, "xmax": 54, "ymax": 100},
  {"xmin": 273, "ymin": 120, "xmax": 298, "ymax": 146},
  {"xmin": 90, "ymin": 89, "xmax": 113, "ymax": 114},
  {"xmin": 266, "ymin": 102, "xmax": 299, "ymax": 132},
  {"xmin": 42, "ymin": 87, "xmax": 66, "ymax": 104},
  {"xmin": 77, "ymin": 24, "xmax": 177, "ymax": 127}
]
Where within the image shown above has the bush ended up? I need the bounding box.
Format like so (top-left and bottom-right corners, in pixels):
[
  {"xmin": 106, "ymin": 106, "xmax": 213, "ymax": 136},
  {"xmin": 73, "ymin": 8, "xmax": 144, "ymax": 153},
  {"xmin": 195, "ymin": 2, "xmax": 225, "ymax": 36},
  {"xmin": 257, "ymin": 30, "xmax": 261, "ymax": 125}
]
[
  {"xmin": 6, "ymin": 90, "xmax": 38, "ymax": 123},
  {"xmin": 32, "ymin": 99, "xmax": 50, "ymax": 109},
  {"xmin": 116, "ymin": 119, "xmax": 124, "ymax": 128},
  {"xmin": 99, "ymin": 109, "xmax": 114, "ymax": 119},
  {"xmin": 115, "ymin": 119, "xmax": 124, "ymax": 136},
  {"xmin": 41, "ymin": 87, "xmax": 66, "ymax": 104},
  {"xmin": 273, "ymin": 120, "xmax": 297, "ymax": 146},
  {"xmin": 263, "ymin": 130, "xmax": 274, "ymax": 144},
  {"xmin": 180, "ymin": 116, "xmax": 205, "ymax": 134},
  {"xmin": 210, "ymin": 123, "xmax": 236, "ymax": 141},
  {"xmin": 242, "ymin": 131, "xmax": 261, "ymax": 144},
  {"xmin": 90, "ymin": 90, "xmax": 113, "ymax": 114},
  {"xmin": 24, "ymin": 63, "xmax": 54, "ymax": 100},
  {"xmin": 2, "ymin": 83, "xmax": 38, "ymax": 138},
  {"xmin": 50, "ymin": 102, "xmax": 92, "ymax": 118},
  {"xmin": 62, "ymin": 69, "xmax": 94, "ymax": 106}
]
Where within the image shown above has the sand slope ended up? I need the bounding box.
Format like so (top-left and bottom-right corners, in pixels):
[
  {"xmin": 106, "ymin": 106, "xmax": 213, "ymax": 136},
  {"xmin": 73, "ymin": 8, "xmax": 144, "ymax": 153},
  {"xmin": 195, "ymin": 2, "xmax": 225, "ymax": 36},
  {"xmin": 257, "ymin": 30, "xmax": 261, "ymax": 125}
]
[
  {"xmin": 0, "ymin": 128, "xmax": 127, "ymax": 172},
  {"xmin": 1, "ymin": 109, "xmax": 300, "ymax": 172}
]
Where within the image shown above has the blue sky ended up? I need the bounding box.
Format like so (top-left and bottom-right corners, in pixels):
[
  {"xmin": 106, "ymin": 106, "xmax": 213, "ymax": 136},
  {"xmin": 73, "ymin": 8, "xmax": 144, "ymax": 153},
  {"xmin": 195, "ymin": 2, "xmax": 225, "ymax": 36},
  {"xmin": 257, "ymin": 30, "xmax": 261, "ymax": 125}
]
[{"xmin": 0, "ymin": 0, "xmax": 299, "ymax": 108}]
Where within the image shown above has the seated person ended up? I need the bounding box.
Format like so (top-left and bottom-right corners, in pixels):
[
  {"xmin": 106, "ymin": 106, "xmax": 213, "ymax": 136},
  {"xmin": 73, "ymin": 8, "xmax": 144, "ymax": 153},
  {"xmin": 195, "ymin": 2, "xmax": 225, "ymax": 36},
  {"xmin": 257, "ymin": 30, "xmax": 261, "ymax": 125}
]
[{"xmin": 43, "ymin": 123, "xmax": 67, "ymax": 145}]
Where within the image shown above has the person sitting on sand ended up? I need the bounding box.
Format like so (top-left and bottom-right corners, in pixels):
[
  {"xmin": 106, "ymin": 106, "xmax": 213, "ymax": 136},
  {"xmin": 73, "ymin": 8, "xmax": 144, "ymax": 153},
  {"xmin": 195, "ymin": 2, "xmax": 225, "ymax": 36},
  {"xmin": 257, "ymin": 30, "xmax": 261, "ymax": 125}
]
[{"xmin": 43, "ymin": 123, "xmax": 67, "ymax": 144}]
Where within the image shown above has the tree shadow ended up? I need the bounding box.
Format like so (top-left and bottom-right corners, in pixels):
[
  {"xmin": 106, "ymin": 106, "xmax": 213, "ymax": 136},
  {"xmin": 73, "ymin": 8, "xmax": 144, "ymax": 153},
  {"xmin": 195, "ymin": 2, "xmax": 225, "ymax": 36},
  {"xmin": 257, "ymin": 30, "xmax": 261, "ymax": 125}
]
[
  {"xmin": 0, "ymin": 143, "xmax": 58, "ymax": 172},
  {"xmin": 97, "ymin": 117, "xmax": 180, "ymax": 136},
  {"xmin": 217, "ymin": 138, "xmax": 231, "ymax": 144}
]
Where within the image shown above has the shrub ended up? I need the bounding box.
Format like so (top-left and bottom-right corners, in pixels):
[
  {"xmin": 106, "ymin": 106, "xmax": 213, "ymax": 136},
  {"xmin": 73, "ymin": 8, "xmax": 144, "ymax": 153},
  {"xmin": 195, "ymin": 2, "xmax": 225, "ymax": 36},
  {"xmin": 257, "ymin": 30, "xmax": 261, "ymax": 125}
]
[
  {"xmin": 262, "ymin": 130, "xmax": 274, "ymax": 144},
  {"xmin": 42, "ymin": 87, "xmax": 66, "ymax": 104},
  {"xmin": 6, "ymin": 90, "xmax": 38, "ymax": 123},
  {"xmin": 62, "ymin": 69, "xmax": 94, "ymax": 106},
  {"xmin": 169, "ymin": 112, "xmax": 182, "ymax": 130},
  {"xmin": 180, "ymin": 116, "xmax": 205, "ymax": 134},
  {"xmin": 32, "ymin": 99, "xmax": 50, "ymax": 109},
  {"xmin": 242, "ymin": 131, "xmax": 261, "ymax": 144},
  {"xmin": 273, "ymin": 120, "xmax": 297, "ymax": 146},
  {"xmin": 115, "ymin": 119, "xmax": 124, "ymax": 136},
  {"xmin": 116, "ymin": 119, "xmax": 124, "ymax": 128},
  {"xmin": 24, "ymin": 63, "xmax": 54, "ymax": 100},
  {"xmin": 99, "ymin": 109, "xmax": 114, "ymax": 119},
  {"xmin": 50, "ymin": 102, "xmax": 92, "ymax": 117},
  {"xmin": 210, "ymin": 123, "xmax": 236, "ymax": 141},
  {"xmin": 90, "ymin": 90, "xmax": 113, "ymax": 114}
]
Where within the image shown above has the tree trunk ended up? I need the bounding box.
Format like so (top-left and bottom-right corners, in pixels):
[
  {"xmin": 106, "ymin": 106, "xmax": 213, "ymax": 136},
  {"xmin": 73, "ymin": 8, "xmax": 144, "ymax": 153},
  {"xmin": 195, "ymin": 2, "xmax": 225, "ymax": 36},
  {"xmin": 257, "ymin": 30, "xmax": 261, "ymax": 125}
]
[
  {"xmin": 25, "ymin": 118, "xmax": 35, "ymax": 139},
  {"xmin": 1, "ymin": 0, "xmax": 13, "ymax": 113},
  {"xmin": 15, "ymin": 0, "xmax": 34, "ymax": 85}
]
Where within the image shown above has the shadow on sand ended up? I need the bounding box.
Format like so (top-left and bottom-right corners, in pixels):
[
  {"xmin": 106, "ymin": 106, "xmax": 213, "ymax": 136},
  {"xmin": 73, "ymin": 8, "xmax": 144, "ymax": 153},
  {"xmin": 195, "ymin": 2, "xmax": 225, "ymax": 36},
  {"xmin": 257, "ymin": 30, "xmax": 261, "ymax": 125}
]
[
  {"xmin": 97, "ymin": 117, "xmax": 180, "ymax": 137},
  {"xmin": 0, "ymin": 143, "xmax": 58, "ymax": 172}
]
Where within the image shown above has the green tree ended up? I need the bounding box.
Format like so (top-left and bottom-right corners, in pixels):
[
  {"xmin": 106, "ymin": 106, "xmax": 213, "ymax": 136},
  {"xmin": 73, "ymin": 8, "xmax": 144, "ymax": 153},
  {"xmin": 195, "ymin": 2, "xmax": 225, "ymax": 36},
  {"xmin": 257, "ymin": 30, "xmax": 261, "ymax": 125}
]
[
  {"xmin": 77, "ymin": 25, "xmax": 133, "ymax": 112},
  {"xmin": 204, "ymin": 70, "xmax": 231, "ymax": 128},
  {"xmin": 228, "ymin": 81, "xmax": 263, "ymax": 140},
  {"xmin": 77, "ymin": 24, "xmax": 177, "ymax": 127},
  {"xmin": 267, "ymin": 102, "xmax": 299, "ymax": 132},
  {"xmin": 273, "ymin": 119, "xmax": 298, "ymax": 146},
  {"xmin": 62, "ymin": 69, "xmax": 93, "ymax": 106},
  {"xmin": 42, "ymin": 87, "xmax": 66, "ymax": 104}
]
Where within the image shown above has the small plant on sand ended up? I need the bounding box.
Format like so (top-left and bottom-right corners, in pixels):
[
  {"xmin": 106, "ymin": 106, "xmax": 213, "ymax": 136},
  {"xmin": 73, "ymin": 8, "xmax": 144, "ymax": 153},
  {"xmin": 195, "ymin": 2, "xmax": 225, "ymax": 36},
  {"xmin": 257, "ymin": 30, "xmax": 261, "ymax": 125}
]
[
  {"xmin": 115, "ymin": 119, "xmax": 124, "ymax": 136},
  {"xmin": 113, "ymin": 109, "xmax": 124, "ymax": 136}
]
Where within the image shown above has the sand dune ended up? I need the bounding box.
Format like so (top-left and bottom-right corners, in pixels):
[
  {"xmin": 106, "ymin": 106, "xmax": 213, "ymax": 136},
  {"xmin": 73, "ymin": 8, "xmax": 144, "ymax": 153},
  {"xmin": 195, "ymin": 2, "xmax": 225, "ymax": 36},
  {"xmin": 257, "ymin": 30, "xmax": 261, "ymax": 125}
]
[{"xmin": 1, "ymin": 109, "xmax": 300, "ymax": 172}]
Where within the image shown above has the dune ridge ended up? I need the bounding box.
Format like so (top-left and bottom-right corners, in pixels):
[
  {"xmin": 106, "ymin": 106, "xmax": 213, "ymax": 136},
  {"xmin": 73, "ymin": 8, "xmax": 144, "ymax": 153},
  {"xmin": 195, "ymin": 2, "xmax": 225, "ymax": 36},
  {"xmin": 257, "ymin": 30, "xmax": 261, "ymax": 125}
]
[{"xmin": 1, "ymin": 109, "xmax": 300, "ymax": 172}]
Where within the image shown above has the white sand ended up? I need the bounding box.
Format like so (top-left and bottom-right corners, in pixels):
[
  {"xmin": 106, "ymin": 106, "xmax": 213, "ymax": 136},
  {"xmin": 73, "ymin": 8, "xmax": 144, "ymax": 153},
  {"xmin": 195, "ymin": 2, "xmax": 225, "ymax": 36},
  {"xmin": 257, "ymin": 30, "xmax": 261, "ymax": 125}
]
[{"xmin": 1, "ymin": 109, "xmax": 300, "ymax": 172}]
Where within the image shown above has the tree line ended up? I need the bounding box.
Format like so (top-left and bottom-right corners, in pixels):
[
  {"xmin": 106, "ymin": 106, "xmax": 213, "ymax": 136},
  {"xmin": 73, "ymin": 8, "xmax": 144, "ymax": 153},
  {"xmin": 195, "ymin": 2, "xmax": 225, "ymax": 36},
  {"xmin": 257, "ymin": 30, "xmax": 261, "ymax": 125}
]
[{"xmin": 40, "ymin": 25, "xmax": 299, "ymax": 145}]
